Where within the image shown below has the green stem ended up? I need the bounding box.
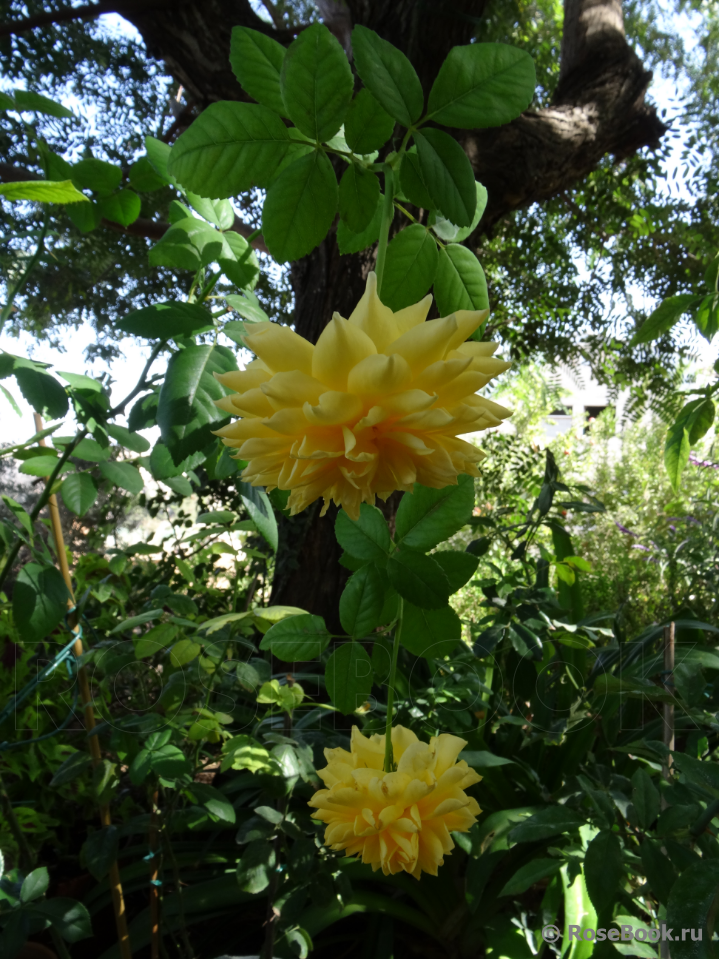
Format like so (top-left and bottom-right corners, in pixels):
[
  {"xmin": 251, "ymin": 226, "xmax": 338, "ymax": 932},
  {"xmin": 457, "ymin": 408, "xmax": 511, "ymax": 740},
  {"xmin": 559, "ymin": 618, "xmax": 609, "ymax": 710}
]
[
  {"xmin": 0, "ymin": 215, "xmax": 49, "ymax": 331},
  {"xmin": 384, "ymin": 598, "xmax": 403, "ymax": 774},
  {"xmin": 49, "ymin": 928, "xmax": 74, "ymax": 959},
  {"xmin": 375, "ymin": 167, "xmax": 395, "ymax": 297}
]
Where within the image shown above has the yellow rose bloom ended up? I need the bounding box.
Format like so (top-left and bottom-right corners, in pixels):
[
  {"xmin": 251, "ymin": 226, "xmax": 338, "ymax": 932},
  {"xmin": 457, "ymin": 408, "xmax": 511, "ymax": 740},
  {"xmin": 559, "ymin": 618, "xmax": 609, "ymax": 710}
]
[
  {"xmin": 308, "ymin": 725, "xmax": 481, "ymax": 879},
  {"xmin": 214, "ymin": 272, "xmax": 511, "ymax": 520}
]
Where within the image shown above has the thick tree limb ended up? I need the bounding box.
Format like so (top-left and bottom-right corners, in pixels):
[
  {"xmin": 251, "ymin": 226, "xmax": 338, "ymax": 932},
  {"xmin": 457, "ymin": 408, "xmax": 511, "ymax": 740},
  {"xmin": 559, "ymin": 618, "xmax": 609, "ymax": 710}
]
[
  {"xmin": 0, "ymin": 0, "xmax": 168, "ymax": 38},
  {"xmin": 0, "ymin": 162, "xmax": 268, "ymax": 252}
]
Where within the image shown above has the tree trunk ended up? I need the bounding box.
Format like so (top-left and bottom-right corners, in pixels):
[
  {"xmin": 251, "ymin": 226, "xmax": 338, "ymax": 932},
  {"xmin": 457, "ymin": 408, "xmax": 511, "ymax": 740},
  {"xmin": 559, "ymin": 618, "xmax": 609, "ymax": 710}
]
[{"xmin": 113, "ymin": 0, "xmax": 666, "ymax": 623}]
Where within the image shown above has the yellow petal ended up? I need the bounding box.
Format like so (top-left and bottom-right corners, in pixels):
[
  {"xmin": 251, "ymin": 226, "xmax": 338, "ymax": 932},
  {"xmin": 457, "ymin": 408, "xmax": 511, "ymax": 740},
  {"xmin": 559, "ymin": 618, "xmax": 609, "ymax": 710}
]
[
  {"xmin": 430, "ymin": 734, "xmax": 468, "ymax": 776},
  {"xmin": 455, "ymin": 340, "xmax": 500, "ymax": 357},
  {"xmin": 229, "ymin": 387, "xmax": 275, "ymax": 417},
  {"xmin": 347, "ymin": 353, "xmax": 412, "ymax": 396},
  {"xmin": 261, "ymin": 370, "xmax": 325, "ymax": 410},
  {"xmin": 243, "ymin": 322, "xmax": 314, "ymax": 374},
  {"xmin": 442, "ymin": 309, "xmax": 489, "ymax": 354},
  {"xmin": 393, "ymin": 294, "xmax": 433, "ymax": 335},
  {"xmin": 313, "ymin": 313, "xmax": 377, "ymax": 390},
  {"xmin": 348, "ymin": 271, "xmax": 400, "ymax": 351},
  {"xmin": 214, "ymin": 363, "xmax": 271, "ymax": 393},
  {"xmin": 386, "ymin": 315, "xmax": 458, "ymax": 373},
  {"xmin": 303, "ymin": 391, "xmax": 363, "ymax": 425},
  {"xmin": 413, "ymin": 357, "xmax": 471, "ymax": 392}
]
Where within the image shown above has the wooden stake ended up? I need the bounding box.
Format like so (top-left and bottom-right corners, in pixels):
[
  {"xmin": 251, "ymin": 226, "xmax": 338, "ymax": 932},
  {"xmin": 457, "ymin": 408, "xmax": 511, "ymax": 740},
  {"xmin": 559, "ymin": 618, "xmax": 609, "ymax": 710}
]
[
  {"xmin": 149, "ymin": 789, "xmax": 160, "ymax": 959},
  {"xmin": 33, "ymin": 414, "xmax": 133, "ymax": 959},
  {"xmin": 662, "ymin": 621, "xmax": 675, "ymax": 794}
]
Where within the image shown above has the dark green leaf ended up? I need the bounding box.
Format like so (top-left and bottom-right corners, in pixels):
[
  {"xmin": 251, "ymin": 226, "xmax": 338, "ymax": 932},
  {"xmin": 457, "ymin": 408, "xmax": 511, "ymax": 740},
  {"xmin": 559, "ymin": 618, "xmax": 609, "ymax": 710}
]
[
  {"xmin": 434, "ymin": 244, "xmax": 488, "ymax": 315},
  {"xmin": 50, "ymin": 751, "xmax": 92, "ymax": 787},
  {"xmin": 96, "ymin": 189, "xmax": 141, "ymax": 226},
  {"xmin": 13, "ymin": 562, "xmax": 69, "ymax": 643},
  {"xmin": 508, "ymin": 807, "xmax": 585, "ymax": 842},
  {"xmin": 344, "ymin": 88, "xmax": 395, "ymax": 154},
  {"xmin": 230, "ymin": 26, "xmax": 286, "ymax": 115},
  {"xmin": 150, "ymin": 744, "xmax": 192, "ymax": 780},
  {"xmin": 14, "ymin": 89, "xmax": 75, "ymax": 119},
  {"xmin": 340, "ymin": 563, "xmax": 386, "ymax": 636},
  {"xmin": 281, "ymin": 22, "xmax": 353, "ymax": 142},
  {"xmin": 238, "ymin": 481, "xmax": 278, "ymax": 551},
  {"xmin": 694, "ymin": 295, "xmax": 719, "ymax": 342},
  {"xmin": 473, "ymin": 624, "xmax": 503, "ymax": 657},
  {"xmin": 351, "ymin": 26, "xmax": 423, "ymax": 127},
  {"xmin": 157, "ymin": 344, "xmax": 236, "ymax": 463},
  {"xmin": 13, "ymin": 364, "xmax": 68, "ymax": 418},
  {"xmin": 325, "ymin": 642, "xmax": 373, "ymax": 714},
  {"xmin": 665, "ymin": 398, "xmax": 715, "ymax": 491},
  {"xmin": 387, "ymin": 548, "xmax": 451, "ymax": 609},
  {"xmin": 20, "ymin": 867, "xmax": 49, "ymax": 903},
  {"xmin": 260, "ymin": 614, "xmax": 331, "ymax": 662},
  {"xmin": 168, "ymin": 102, "xmax": 292, "ymax": 198},
  {"xmin": 337, "ymin": 197, "xmax": 383, "ymax": 254},
  {"xmin": 106, "ymin": 423, "xmax": 150, "ymax": 453},
  {"xmin": 18, "ymin": 455, "xmax": 70, "ymax": 477},
  {"xmin": 432, "ymin": 550, "xmax": 479, "ymax": 593},
  {"xmin": 190, "ymin": 783, "xmax": 236, "ymax": 823},
  {"xmin": 129, "ymin": 156, "xmax": 166, "ymax": 192},
  {"xmin": 584, "ymin": 830, "xmax": 623, "ymax": 914},
  {"xmin": 632, "ymin": 294, "xmax": 703, "ymax": 345},
  {"xmin": 218, "ymin": 231, "xmax": 260, "ymax": 289},
  {"xmin": 674, "ymin": 661, "xmax": 706, "ymax": 706},
  {"xmin": 71, "ymin": 158, "xmax": 122, "ymax": 195},
  {"xmin": 98, "ymin": 461, "xmax": 144, "ymax": 494},
  {"xmin": 262, "ymin": 150, "xmax": 338, "ymax": 263},
  {"xmin": 395, "ymin": 475, "xmax": 475, "ymax": 551},
  {"xmin": 31, "ymin": 899, "xmax": 92, "ymax": 942},
  {"xmin": 145, "ymin": 136, "xmax": 176, "ymax": 186},
  {"xmin": 640, "ymin": 838, "xmax": 677, "ymax": 905},
  {"xmin": 666, "ymin": 860, "xmax": 719, "ymax": 959},
  {"xmin": 380, "ymin": 224, "xmax": 438, "ymax": 311},
  {"xmin": 414, "ymin": 128, "xmax": 477, "ymax": 228},
  {"xmin": 399, "ymin": 602, "xmax": 462, "ymax": 659},
  {"xmin": 339, "ymin": 164, "xmax": 381, "ymax": 234},
  {"xmin": 499, "ymin": 859, "xmax": 561, "ymax": 897},
  {"xmin": 67, "ymin": 199, "xmax": 101, "ymax": 232},
  {"xmin": 335, "ymin": 504, "xmax": 391, "ymax": 560},
  {"xmin": 399, "ymin": 150, "xmax": 435, "ymax": 210},
  {"xmin": 237, "ymin": 839, "xmax": 276, "ymax": 895},
  {"xmin": 60, "ymin": 473, "xmax": 98, "ymax": 516},
  {"xmin": 631, "ymin": 768, "xmax": 660, "ymax": 829},
  {"xmin": 118, "ymin": 301, "xmax": 214, "ymax": 340},
  {"xmin": 83, "ymin": 826, "xmax": 119, "ymax": 881},
  {"xmin": 427, "ymin": 43, "xmax": 536, "ymax": 129}
]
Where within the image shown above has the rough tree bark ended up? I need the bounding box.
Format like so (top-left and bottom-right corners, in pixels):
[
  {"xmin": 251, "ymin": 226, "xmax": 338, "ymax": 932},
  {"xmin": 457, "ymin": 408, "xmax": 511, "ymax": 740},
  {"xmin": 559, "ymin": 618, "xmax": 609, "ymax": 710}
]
[{"xmin": 1, "ymin": 0, "xmax": 667, "ymax": 627}]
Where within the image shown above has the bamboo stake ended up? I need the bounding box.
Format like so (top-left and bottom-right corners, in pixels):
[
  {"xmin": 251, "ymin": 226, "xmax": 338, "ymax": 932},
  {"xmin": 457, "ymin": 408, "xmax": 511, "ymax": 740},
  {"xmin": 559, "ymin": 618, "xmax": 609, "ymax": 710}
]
[
  {"xmin": 149, "ymin": 789, "xmax": 160, "ymax": 959},
  {"xmin": 33, "ymin": 414, "xmax": 133, "ymax": 959}
]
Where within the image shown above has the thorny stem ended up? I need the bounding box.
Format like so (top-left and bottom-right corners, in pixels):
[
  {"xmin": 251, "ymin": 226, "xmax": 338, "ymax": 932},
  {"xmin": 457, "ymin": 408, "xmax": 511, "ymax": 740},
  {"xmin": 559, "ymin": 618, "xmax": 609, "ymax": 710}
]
[
  {"xmin": 384, "ymin": 598, "xmax": 403, "ymax": 774},
  {"xmin": 375, "ymin": 167, "xmax": 395, "ymax": 297}
]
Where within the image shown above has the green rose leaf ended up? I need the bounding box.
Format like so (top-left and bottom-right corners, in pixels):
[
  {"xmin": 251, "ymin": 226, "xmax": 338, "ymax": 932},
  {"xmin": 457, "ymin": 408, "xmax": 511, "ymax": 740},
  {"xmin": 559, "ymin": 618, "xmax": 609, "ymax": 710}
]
[
  {"xmin": 13, "ymin": 562, "xmax": 69, "ymax": 643},
  {"xmin": 340, "ymin": 563, "xmax": 386, "ymax": 637},
  {"xmin": 118, "ymin": 301, "xmax": 214, "ymax": 339},
  {"xmin": 584, "ymin": 830, "xmax": 623, "ymax": 914},
  {"xmin": 96, "ymin": 189, "xmax": 141, "ymax": 227},
  {"xmin": 640, "ymin": 838, "xmax": 677, "ymax": 905},
  {"xmin": 281, "ymin": 22, "xmax": 354, "ymax": 143},
  {"xmin": 339, "ymin": 164, "xmax": 381, "ymax": 234},
  {"xmin": 395, "ymin": 475, "xmax": 475, "ymax": 551},
  {"xmin": 237, "ymin": 839, "xmax": 276, "ymax": 895},
  {"xmin": 414, "ymin": 128, "xmax": 477, "ymax": 228},
  {"xmin": 260, "ymin": 613, "xmax": 331, "ymax": 662},
  {"xmin": 12, "ymin": 362, "xmax": 69, "ymax": 419},
  {"xmin": 157, "ymin": 344, "xmax": 236, "ymax": 464},
  {"xmin": 632, "ymin": 293, "xmax": 704, "ymax": 345},
  {"xmin": 325, "ymin": 642, "xmax": 373, "ymax": 714},
  {"xmin": 0, "ymin": 180, "xmax": 88, "ymax": 204},
  {"xmin": 399, "ymin": 602, "xmax": 462, "ymax": 659},
  {"xmin": 399, "ymin": 150, "xmax": 435, "ymax": 211},
  {"xmin": 262, "ymin": 150, "xmax": 338, "ymax": 263},
  {"xmin": 665, "ymin": 860, "xmax": 719, "ymax": 959},
  {"xmin": 185, "ymin": 193, "xmax": 235, "ymax": 231},
  {"xmin": 631, "ymin": 768, "xmax": 660, "ymax": 829},
  {"xmin": 71, "ymin": 158, "xmax": 122, "ymax": 196},
  {"xmin": 344, "ymin": 88, "xmax": 395, "ymax": 154},
  {"xmin": 665, "ymin": 397, "xmax": 715, "ymax": 491},
  {"xmin": 238, "ymin": 481, "xmax": 278, "ymax": 552},
  {"xmin": 432, "ymin": 550, "xmax": 479, "ymax": 593},
  {"xmin": 335, "ymin": 504, "xmax": 391, "ymax": 561},
  {"xmin": 61, "ymin": 473, "xmax": 99, "ymax": 516},
  {"xmin": 434, "ymin": 244, "xmax": 488, "ymax": 316},
  {"xmin": 499, "ymin": 859, "xmax": 561, "ymax": 897},
  {"xmin": 427, "ymin": 43, "xmax": 536, "ymax": 129},
  {"xmin": 387, "ymin": 547, "xmax": 451, "ymax": 609},
  {"xmin": 14, "ymin": 89, "xmax": 75, "ymax": 119},
  {"xmin": 31, "ymin": 899, "xmax": 93, "ymax": 943},
  {"xmin": 352, "ymin": 26, "xmax": 423, "ymax": 128},
  {"xmin": 98, "ymin": 461, "xmax": 144, "ymax": 495},
  {"xmin": 337, "ymin": 197, "xmax": 383, "ymax": 255},
  {"xmin": 508, "ymin": 807, "xmax": 585, "ymax": 843},
  {"xmin": 168, "ymin": 102, "xmax": 292, "ymax": 198},
  {"xmin": 129, "ymin": 156, "xmax": 166, "ymax": 192},
  {"xmin": 218, "ymin": 231, "xmax": 260, "ymax": 289},
  {"xmin": 83, "ymin": 825, "xmax": 120, "ymax": 881},
  {"xmin": 230, "ymin": 26, "xmax": 287, "ymax": 116},
  {"xmin": 20, "ymin": 867, "xmax": 49, "ymax": 903},
  {"xmin": 380, "ymin": 223, "xmax": 439, "ymax": 311}
]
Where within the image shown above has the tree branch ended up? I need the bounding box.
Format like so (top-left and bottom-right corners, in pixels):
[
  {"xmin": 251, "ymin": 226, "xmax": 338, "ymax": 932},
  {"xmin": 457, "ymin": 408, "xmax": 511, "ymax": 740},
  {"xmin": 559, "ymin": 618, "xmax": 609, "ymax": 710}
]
[
  {"xmin": 0, "ymin": 0, "xmax": 168, "ymax": 38},
  {"xmin": 0, "ymin": 162, "xmax": 268, "ymax": 253}
]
